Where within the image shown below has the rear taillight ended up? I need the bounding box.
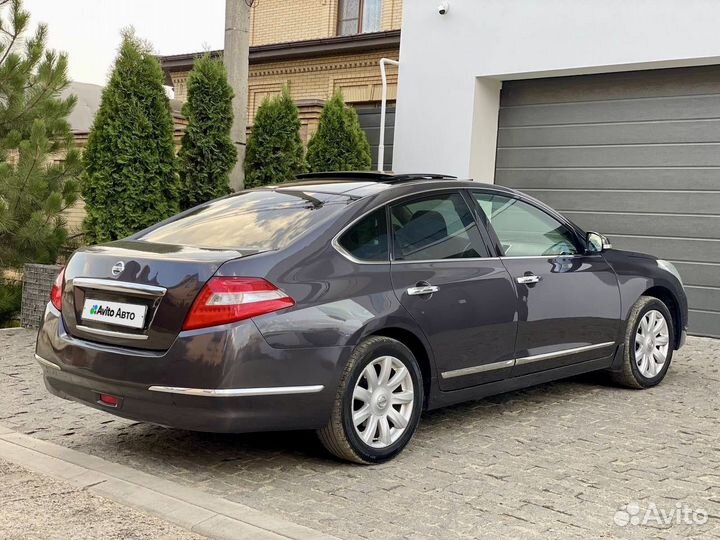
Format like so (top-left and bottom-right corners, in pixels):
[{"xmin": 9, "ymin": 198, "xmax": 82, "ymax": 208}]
[
  {"xmin": 50, "ymin": 266, "xmax": 65, "ymax": 311},
  {"xmin": 182, "ymin": 277, "xmax": 295, "ymax": 330}
]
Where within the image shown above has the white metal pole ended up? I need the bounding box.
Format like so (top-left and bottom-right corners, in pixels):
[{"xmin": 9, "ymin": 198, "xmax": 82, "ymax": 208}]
[{"xmin": 378, "ymin": 58, "xmax": 399, "ymax": 173}]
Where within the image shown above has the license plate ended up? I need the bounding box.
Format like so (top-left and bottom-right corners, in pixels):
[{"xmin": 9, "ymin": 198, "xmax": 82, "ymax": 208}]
[{"xmin": 81, "ymin": 299, "xmax": 147, "ymax": 329}]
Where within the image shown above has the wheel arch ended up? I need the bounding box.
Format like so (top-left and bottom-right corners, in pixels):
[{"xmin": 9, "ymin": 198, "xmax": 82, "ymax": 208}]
[
  {"xmin": 369, "ymin": 326, "xmax": 434, "ymax": 408},
  {"xmin": 642, "ymin": 285, "xmax": 682, "ymax": 349}
]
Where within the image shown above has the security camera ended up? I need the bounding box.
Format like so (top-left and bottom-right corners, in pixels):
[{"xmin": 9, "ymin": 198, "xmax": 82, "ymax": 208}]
[{"xmin": 437, "ymin": 2, "xmax": 449, "ymax": 15}]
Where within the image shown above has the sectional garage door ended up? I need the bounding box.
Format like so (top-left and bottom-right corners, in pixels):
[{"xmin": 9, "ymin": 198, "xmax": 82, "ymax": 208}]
[
  {"xmin": 355, "ymin": 103, "xmax": 395, "ymax": 172},
  {"xmin": 495, "ymin": 66, "xmax": 720, "ymax": 337}
]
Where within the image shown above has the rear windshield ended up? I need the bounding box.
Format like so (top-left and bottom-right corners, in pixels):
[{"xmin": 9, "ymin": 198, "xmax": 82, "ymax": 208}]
[{"xmin": 137, "ymin": 190, "xmax": 353, "ymax": 250}]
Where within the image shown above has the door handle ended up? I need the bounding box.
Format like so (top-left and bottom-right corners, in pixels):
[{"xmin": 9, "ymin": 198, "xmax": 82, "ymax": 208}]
[
  {"xmin": 407, "ymin": 284, "xmax": 439, "ymax": 296},
  {"xmin": 516, "ymin": 274, "xmax": 542, "ymax": 285}
]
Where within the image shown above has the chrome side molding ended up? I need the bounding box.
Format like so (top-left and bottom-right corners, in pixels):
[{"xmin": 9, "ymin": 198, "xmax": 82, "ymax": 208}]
[
  {"xmin": 147, "ymin": 385, "xmax": 325, "ymax": 397},
  {"xmin": 441, "ymin": 358, "xmax": 514, "ymax": 379},
  {"xmin": 440, "ymin": 341, "xmax": 616, "ymax": 379},
  {"xmin": 515, "ymin": 341, "xmax": 615, "ymax": 366}
]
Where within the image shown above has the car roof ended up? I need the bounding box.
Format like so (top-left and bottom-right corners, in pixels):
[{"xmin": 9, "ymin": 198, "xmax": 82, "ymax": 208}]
[
  {"xmin": 251, "ymin": 171, "xmax": 585, "ymax": 247},
  {"xmin": 264, "ymin": 171, "xmax": 520, "ymax": 199}
]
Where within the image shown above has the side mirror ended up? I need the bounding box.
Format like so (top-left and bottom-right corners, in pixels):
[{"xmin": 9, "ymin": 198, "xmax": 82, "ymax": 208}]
[{"xmin": 586, "ymin": 231, "xmax": 612, "ymax": 253}]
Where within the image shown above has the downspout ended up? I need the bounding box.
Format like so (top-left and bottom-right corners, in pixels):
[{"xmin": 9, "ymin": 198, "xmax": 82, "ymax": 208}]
[{"xmin": 378, "ymin": 58, "xmax": 399, "ymax": 173}]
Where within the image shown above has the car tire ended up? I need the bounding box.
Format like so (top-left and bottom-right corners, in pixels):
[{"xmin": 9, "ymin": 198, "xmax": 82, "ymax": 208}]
[
  {"xmin": 612, "ymin": 295, "xmax": 675, "ymax": 389},
  {"xmin": 317, "ymin": 336, "xmax": 424, "ymax": 464}
]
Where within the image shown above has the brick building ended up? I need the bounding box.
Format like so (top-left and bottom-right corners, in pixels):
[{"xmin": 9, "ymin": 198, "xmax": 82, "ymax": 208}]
[{"xmin": 159, "ymin": 0, "xmax": 402, "ymax": 170}]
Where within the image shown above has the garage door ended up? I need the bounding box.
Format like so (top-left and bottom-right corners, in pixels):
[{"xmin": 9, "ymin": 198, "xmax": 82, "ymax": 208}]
[
  {"xmin": 495, "ymin": 66, "xmax": 720, "ymax": 337},
  {"xmin": 355, "ymin": 103, "xmax": 395, "ymax": 171}
]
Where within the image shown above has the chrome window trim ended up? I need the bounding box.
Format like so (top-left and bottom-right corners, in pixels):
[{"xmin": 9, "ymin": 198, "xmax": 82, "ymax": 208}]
[
  {"xmin": 147, "ymin": 385, "xmax": 325, "ymax": 397},
  {"xmin": 515, "ymin": 341, "xmax": 616, "ymax": 366},
  {"xmin": 331, "ymin": 236, "xmax": 389, "ymax": 265},
  {"xmin": 392, "ymin": 257, "xmax": 502, "ymax": 265},
  {"xmin": 499, "ymin": 254, "xmax": 583, "ymax": 260},
  {"xmin": 75, "ymin": 324, "xmax": 149, "ymax": 341},
  {"xmin": 440, "ymin": 342, "xmax": 616, "ymax": 378},
  {"xmin": 330, "ymin": 186, "xmax": 589, "ymax": 265},
  {"xmin": 441, "ymin": 359, "xmax": 514, "ymax": 379},
  {"xmin": 72, "ymin": 278, "xmax": 167, "ymax": 297},
  {"xmin": 34, "ymin": 353, "xmax": 61, "ymax": 371},
  {"xmin": 392, "ymin": 255, "xmax": 584, "ymax": 264},
  {"xmin": 331, "ymin": 186, "xmax": 475, "ymax": 265}
]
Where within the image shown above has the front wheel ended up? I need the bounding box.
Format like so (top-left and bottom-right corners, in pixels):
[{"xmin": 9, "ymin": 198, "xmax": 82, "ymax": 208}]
[
  {"xmin": 612, "ymin": 295, "xmax": 675, "ymax": 389},
  {"xmin": 317, "ymin": 336, "xmax": 423, "ymax": 464}
]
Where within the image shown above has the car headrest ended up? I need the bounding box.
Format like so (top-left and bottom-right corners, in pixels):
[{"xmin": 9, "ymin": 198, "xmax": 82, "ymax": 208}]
[{"xmin": 397, "ymin": 209, "xmax": 448, "ymax": 254}]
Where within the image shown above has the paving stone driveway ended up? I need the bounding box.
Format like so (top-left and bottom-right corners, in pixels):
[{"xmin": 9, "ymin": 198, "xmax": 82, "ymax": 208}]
[{"xmin": 1, "ymin": 328, "xmax": 719, "ymax": 540}]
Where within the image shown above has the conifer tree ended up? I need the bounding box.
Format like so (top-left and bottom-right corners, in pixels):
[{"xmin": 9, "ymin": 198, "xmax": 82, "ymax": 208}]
[
  {"xmin": 82, "ymin": 30, "xmax": 178, "ymax": 243},
  {"xmin": 178, "ymin": 54, "xmax": 236, "ymax": 209},
  {"xmin": 306, "ymin": 92, "xmax": 371, "ymax": 172},
  {"xmin": 244, "ymin": 87, "xmax": 306, "ymax": 188},
  {"xmin": 0, "ymin": 0, "xmax": 80, "ymax": 323}
]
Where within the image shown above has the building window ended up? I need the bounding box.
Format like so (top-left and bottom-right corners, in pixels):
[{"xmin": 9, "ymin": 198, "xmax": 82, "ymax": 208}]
[{"xmin": 337, "ymin": 0, "xmax": 382, "ymax": 36}]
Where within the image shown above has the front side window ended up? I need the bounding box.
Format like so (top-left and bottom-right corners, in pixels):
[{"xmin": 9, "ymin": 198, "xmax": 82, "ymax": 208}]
[
  {"xmin": 338, "ymin": 209, "xmax": 388, "ymax": 262},
  {"xmin": 337, "ymin": 0, "xmax": 382, "ymax": 36},
  {"xmin": 391, "ymin": 193, "xmax": 487, "ymax": 261},
  {"xmin": 472, "ymin": 192, "xmax": 579, "ymax": 257}
]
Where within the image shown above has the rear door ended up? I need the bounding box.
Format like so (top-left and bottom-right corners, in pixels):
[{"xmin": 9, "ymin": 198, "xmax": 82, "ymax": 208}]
[
  {"xmin": 470, "ymin": 191, "xmax": 621, "ymax": 375},
  {"xmin": 389, "ymin": 190, "xmax": 518, "ymax": 390}
]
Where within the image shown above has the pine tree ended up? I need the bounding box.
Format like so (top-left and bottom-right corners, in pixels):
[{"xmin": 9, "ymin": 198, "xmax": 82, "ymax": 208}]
[
  {"xmin": 244, "ymin": 87, "xmax": 306, "ymax": 188},
  {"xmin": 0, "ymin": 0, "xmax": 81, "ymax": 323},
  {"xmin": 306, "ymin": 92, "xmax": 372, "ymax": 172},
  {"xmin": 178, "ymin": 54, "xmax": 236, "ymax": 210},
  {"xmin": 82, "ymin": 30, "xmax": 178, "ymax": 243}
]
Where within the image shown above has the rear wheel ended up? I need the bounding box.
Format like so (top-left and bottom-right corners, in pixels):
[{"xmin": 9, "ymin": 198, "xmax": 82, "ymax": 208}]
[
  {"xmin": 317, "ymin": 336, "xmax": 423, "ymax": 464},
  {"xmin": 612, "ymin": 296, "xmax": 675, "ymax": 389}
]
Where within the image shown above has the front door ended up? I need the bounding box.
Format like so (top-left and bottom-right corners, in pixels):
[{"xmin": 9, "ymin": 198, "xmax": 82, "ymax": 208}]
[
  {"xmin": 471, "ymin": 191, "xmax": 622, "ymax": 375},
  {"xmin": 389, "ymin": 191, "xmax": 518, "ymax": 390}
]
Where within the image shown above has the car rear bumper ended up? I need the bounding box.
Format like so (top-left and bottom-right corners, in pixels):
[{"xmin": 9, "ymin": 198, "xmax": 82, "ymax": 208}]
[{"xmin": 35, "ymin": 304, "xmax": 350, "ymax": 433}]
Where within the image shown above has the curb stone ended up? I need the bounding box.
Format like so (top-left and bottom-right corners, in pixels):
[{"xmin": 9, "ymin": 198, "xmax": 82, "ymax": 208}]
[{"xmin": 0, "ymin": 423, "xmax": 340, "ymax": 540}]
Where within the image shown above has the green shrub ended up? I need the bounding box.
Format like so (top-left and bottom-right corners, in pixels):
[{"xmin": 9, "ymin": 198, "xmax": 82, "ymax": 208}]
[
  {"xmin": 306, "ymin": 92, "xmax": 372, "ymax": 172},
  {"xmin": 178, "ymin": 54, "xmax": 236, "ymax": 209},
  {"xmin": 244, "ymin": 87, "xmax": 306, "ymax": 188},
  {"xmin": 82, "ymin": 30, "xmax": 179, "ymax": 243},
  {"xmin": 0, "ymin": 281, "xmax": 22, "ymax": 327}
]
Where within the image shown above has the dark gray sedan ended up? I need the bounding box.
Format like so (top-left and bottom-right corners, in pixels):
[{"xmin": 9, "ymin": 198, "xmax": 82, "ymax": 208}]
[{"xmin": 35, "ymin": 173, "xmax": 687, "ymax": 463}]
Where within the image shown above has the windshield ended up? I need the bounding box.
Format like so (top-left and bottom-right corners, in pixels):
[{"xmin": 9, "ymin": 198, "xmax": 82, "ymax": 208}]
[{"xmin": 137, "ymin": 189, "xmax": 353, "ymax": 250}]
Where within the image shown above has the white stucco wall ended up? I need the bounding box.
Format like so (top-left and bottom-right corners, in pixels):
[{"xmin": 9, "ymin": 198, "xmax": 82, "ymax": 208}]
[{"xmin": 393, "ymin": 0, "xmax": 720, "ymax": 180}]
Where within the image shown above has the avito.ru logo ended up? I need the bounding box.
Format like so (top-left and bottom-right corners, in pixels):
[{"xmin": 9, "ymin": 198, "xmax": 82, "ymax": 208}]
[{"xmin": 90, "ymin": 304, "xmax": 115, "ymax": 317}]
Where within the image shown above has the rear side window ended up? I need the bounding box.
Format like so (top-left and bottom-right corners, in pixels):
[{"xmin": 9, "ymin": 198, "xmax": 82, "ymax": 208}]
[
  {"xmin": 138, "ymin": 190, "xmax": 352, "ymax": 250},
  {"xmin": 338, "ymin": 209, "xmax": 389, "ymax": 262},
  {"xmin": 391, "ymin": 192, "xmax": 487, "ymax": 261}
]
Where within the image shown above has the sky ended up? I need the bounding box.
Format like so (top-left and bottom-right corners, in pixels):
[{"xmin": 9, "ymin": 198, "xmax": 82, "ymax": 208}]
[{"xmin": 24, "ymin": 0, "xmax": 226, "ymax": 87}]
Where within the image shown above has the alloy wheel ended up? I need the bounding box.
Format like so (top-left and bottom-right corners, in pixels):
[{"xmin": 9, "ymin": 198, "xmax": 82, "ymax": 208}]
[
  {"xmin": 634, "ymin": 309, "xmax": 670, "ymax": 378},
  {"xmin": 352, "ymin": 355, "xmax": 415, "ymax": 449}
]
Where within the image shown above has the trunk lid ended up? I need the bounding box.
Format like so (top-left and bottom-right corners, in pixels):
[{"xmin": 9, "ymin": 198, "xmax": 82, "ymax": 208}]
[{"xmin": 62, "ymin": 240, "xmax": 261, "ymax": 350}]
